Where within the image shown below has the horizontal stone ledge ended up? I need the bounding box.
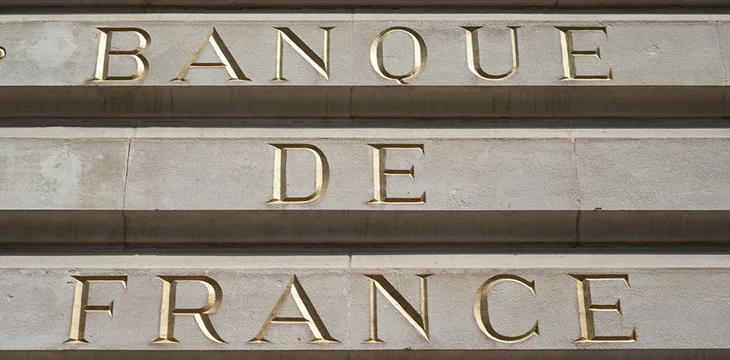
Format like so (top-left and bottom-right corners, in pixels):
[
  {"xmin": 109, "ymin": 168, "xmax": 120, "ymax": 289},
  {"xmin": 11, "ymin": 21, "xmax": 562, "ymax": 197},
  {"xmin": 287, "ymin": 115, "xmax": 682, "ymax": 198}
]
[
  {"xmin": 0, "ymin": 87, "xmax": 727, "ymax": 119},
  {"xmin": 4, "ymin": 1, "xmax": 730, "ymax": 8},
  {"xmin": 2, "ymin": 135, "xmax": 729, "ymax": 211},
  {"xmin": 0, "ymin": 15, "xmax": 729, "ymax": 87},
  {"xmin": 3, "ymin": 210, "xmax": 730, "ymax": 247},
  {"xmin": 2, "ymin": 254, "xmax": 730, "ymax": 350},
  {"xmin": 4, "ymin": 126, "xmax": 730, "ymax": 139}
]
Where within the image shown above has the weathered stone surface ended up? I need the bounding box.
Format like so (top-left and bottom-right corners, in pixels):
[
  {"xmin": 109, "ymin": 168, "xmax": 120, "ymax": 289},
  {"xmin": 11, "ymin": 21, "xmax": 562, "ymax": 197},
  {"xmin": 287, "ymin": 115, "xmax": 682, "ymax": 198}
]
[
  {"xmin": 0, "ymin": 3, "xmax": 726, "ymax": 360},
  {"xmin": 111, "ymin": 131, "xmax": 730, "ymax": 211},
  {"xmin": 0, "ymin": 15, "xmax": 727, "ymax": 118},
  {"xmin": 577, "ymin": 139, "xmax": 730, "ymax": 211},
  {"xmin": 1, "ymin": 255, "xmax": 730, "ymax": 350},
  {"xmin": 0, "ymin": 14, "xmax": 727, "ymax": 87},
  {"xmin": 1, "ymin": 128, "xmax": 727, "ymax": 245},
  {"xmin": 0, "ymin": 128, "xmax": 728, "ymax": 212},
  {"xmin": 125, "ymin": 137, "xmax": 577, "ymax": 211},
  {"xmin": 0, "ymin": 138, "xmax": 128, "ymax": 210}
]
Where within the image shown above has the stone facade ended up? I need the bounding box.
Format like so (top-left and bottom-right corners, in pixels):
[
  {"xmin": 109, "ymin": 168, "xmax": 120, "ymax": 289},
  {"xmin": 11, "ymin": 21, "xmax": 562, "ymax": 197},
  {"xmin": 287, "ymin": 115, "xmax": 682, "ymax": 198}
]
[{"xmin": 1, "ymin": 1, "xmax": 729, "ymax": 359}]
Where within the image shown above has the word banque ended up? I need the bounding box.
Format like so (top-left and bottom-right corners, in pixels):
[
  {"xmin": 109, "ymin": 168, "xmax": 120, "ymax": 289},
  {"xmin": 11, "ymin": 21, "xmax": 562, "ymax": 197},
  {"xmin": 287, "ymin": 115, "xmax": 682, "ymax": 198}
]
[
  {"xmin": 90, "ymin": 25, "xmax": 608, "ymax": 84},
  {"xmin": 1, "ymin": 255, "xmax": 729, "ymax": 350},
  {"xmin": 0, "ymin": 15, "xmax": 726, "ymax": 86}
]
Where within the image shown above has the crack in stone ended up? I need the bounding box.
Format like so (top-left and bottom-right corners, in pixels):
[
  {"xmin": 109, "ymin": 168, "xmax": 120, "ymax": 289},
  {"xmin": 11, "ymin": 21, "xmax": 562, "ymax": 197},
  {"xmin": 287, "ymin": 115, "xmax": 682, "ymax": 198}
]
[
  {"xmin": 714, "ymin": 19, "xmax": 729, "ymax": 84},
  {"xmin": 122, "ymin": 138, "xmax": 132, "ymax": 249},
  {"xmin": 713, "ymin": 17, "xmax": 729, "ymax": 116},
  {"xmin": 571, "ymin": 136, "xmax": 582, "ymax": 247},
  {"xmin": 346, "ymin": 250, "xmax": 353, "ymax": 348}
]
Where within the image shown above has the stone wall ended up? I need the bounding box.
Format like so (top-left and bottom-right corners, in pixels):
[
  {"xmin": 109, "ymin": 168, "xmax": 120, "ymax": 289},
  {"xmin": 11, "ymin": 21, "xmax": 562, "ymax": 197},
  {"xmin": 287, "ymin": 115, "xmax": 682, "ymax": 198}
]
[{"xmin": 0, "ymin": 1, "xmax": 729, "ymax": 359}]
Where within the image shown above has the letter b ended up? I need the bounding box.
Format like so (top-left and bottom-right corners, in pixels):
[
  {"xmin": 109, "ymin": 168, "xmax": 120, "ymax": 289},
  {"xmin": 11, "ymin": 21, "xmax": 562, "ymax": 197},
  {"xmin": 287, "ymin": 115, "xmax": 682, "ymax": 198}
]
[{"xmin": 92, "ymin": 27, "xmax": 151, "ymax": 82}]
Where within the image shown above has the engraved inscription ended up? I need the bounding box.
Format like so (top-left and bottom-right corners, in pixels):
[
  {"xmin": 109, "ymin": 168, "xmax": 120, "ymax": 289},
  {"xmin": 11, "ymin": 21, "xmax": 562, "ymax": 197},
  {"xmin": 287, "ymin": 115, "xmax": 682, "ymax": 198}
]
[
  {"xmin": 92, "ymin": 28, "xmax": 151, "ymax": 82},
  {"xmin": 173, "ymin": 27, "xmax": 251, "ymax": 82},
  {"xmin": 54, "ymin": 271, "xmax": 648, "ymax": 347},
  {"xmin": 474, "ymin": 274, "xmax": 539, "ymax": 343},
  {"xmin": 64, "ymin": 276, "xmax": 128, "ymax": 344},
  {"xmin": 462, "ymin": 26, "xmax": 520, "ymax": 81},
  {"xmin": 570, "ymin": 274, "xmax": 637, "ymax": 343},
  {"xmin": 249, "ymin": 275, "xmax": 339, "ymax": 344},
  {"xmin": 370, "ymin": 27, "xmax": 427, "ymax": 84},
  {"xmin": 368, "ymin": 144, "xmax": 426, "ymax": 204},
  {"xmin": 364, "ymin": 274, "xmax": 431, "ymax": 343},
  {"xmin": 267, "ymin": 144, "xmax": 330, "ymax": 204},
  {"xmin": 273, "ymin": 27, "xmax": 333, "ymax": 81},
  {"xmin": 556, "ymin": 26, "xmax": 613, "ymax": 81},
  {"xmin": 76, "ymin": 23, "xmax": 632, "ymax": 85},
  {"xmin": 154, "ymin": 276, "xmax": 226, "ymax": 344}
]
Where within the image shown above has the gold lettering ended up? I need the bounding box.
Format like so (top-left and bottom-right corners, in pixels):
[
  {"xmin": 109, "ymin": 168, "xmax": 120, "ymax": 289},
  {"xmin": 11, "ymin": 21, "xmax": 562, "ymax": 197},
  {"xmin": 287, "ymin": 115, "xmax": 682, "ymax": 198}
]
[
  {"xmin": 462, "ymin": 26, "xmax": 520, "ymax": 81},
  {"xmin": 274, "ymin": 27, "xmax": 333, "ymax": 81},
  {"xmin": 368, "ymin": 144, "xmax": 425, "ymax": 204},
  {"xmin": 64, "ymin": 276, "xmax": 128, "ymax": 344},
  {"xmin": 267, "ymin": 144, "xmax": 329, "ymax": 204},
  {"xmin": 249, "ymin": 275, "xmax": 338, "ymax": 344},
  {"xmin": 556, "ymin": 26, "xmax": 612, "ymax": 81},
  {"xmin": 364, "ymin": 274, "xmax": 431, "ymax": 343},
  {"xmin": 153, "ymin": 276, "xmax": 226, "ymax": 344},
  {"xmin": 173, "ymin": 28, "xmax": 250, "ymax": 82},
  {"xmin": 570, "ymin": 274, "xmax": 636, "ymax": 343},
  {"xmin": 474, "ymin": 274, "xmax": 539, "ymax": 343},
  {"xmin": 370, "ymin": 27, "xmax": 427, "ymax": 84},
  {"xmin": 92, "ymin": 28, "xmax": 150, "ymax": 82}
]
